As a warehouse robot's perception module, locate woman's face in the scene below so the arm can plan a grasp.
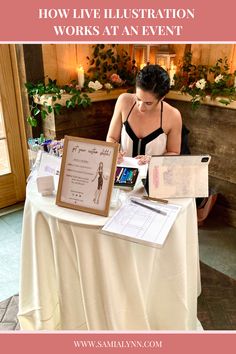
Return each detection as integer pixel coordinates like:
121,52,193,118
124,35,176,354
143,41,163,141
135,87,159,113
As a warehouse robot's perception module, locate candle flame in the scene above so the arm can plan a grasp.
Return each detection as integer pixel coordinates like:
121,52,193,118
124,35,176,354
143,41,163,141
77,65,84,72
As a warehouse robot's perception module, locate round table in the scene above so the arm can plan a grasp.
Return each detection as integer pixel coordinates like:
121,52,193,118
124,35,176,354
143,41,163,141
18,177,201,330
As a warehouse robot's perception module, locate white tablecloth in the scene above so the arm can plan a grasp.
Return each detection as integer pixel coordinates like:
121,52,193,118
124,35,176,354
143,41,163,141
18,179,201,330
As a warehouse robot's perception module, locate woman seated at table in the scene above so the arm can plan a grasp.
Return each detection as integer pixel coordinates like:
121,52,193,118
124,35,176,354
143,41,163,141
106,64,182,164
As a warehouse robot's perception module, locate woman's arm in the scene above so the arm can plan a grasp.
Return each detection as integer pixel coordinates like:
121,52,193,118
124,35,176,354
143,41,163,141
106,93,131,163
106,94,125,144
165,108,182,155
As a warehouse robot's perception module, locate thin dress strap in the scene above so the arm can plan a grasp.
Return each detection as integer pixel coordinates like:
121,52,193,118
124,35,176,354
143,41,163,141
160,101,163,128
125,101,136,122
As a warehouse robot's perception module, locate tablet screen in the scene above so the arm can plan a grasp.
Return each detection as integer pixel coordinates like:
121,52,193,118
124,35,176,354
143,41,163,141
114,167,139,187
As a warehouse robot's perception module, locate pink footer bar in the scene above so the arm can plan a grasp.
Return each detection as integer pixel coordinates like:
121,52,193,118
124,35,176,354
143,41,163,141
1,333,236,354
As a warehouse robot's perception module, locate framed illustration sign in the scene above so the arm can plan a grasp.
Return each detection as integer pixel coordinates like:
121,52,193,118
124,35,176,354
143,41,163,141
56,136,119,216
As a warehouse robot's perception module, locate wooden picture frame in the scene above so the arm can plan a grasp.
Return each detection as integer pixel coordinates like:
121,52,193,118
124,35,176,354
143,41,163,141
56,136,119,216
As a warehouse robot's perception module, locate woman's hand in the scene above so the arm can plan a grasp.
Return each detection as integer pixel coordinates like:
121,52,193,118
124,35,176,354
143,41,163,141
117,151,126,164
135,155,151,165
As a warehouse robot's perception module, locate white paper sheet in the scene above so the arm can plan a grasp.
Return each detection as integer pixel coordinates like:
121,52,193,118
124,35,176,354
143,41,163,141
117,157,148,179
102,196,181,248
38,152,62,176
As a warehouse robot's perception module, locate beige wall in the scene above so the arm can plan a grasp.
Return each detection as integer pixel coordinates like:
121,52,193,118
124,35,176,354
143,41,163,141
190,44,236,70
42,44,129,85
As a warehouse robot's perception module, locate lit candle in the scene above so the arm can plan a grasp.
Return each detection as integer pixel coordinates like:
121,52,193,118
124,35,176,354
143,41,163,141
169,63,176,87
234,76,236,88
77,65,84,88
140,63,146,70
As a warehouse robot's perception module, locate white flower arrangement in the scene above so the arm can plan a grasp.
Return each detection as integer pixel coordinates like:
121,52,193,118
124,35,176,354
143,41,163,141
214,74,224,83
174,54,236,110
104,83,113,90
196,78,207,90
88,80,103,91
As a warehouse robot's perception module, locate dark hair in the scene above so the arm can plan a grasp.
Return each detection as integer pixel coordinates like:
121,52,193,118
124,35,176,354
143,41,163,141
136,64,170,100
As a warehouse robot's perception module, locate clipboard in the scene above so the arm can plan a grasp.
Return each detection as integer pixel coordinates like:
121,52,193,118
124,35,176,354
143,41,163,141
146,155,211,198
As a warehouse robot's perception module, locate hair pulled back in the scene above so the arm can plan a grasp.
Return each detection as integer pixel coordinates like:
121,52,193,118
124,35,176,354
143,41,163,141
136,64,170,100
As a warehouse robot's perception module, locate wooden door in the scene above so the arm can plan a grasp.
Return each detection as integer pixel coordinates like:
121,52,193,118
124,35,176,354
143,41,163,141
0,45,27,208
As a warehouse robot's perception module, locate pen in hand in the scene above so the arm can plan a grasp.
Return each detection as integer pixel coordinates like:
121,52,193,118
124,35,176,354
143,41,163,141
130,198,167,216
117,150,126,164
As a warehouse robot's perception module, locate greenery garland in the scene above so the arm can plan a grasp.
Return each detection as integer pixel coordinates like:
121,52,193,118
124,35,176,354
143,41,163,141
25,79,91,127
173,52,236,109
25,44,136,127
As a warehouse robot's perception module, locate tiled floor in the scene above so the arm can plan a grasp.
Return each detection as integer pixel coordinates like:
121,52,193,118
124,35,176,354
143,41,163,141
0,207,23,303
0,205,23,330
198,215,236,280
0,295,19,330
198,262,236,330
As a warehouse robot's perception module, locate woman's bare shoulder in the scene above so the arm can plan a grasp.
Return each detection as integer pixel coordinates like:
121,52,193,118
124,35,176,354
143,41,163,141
115,93,136,121
117,92,135,105
163,101,182,119
162,101,182,133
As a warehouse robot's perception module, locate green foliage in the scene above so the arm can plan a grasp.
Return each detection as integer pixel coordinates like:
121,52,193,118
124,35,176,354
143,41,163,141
25,79,91,127
25,46,137,127
87,44,136,87
173,52,236,109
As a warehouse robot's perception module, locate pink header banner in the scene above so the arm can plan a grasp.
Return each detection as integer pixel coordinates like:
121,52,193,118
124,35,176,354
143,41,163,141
1,332,236,354
0,0,236,42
